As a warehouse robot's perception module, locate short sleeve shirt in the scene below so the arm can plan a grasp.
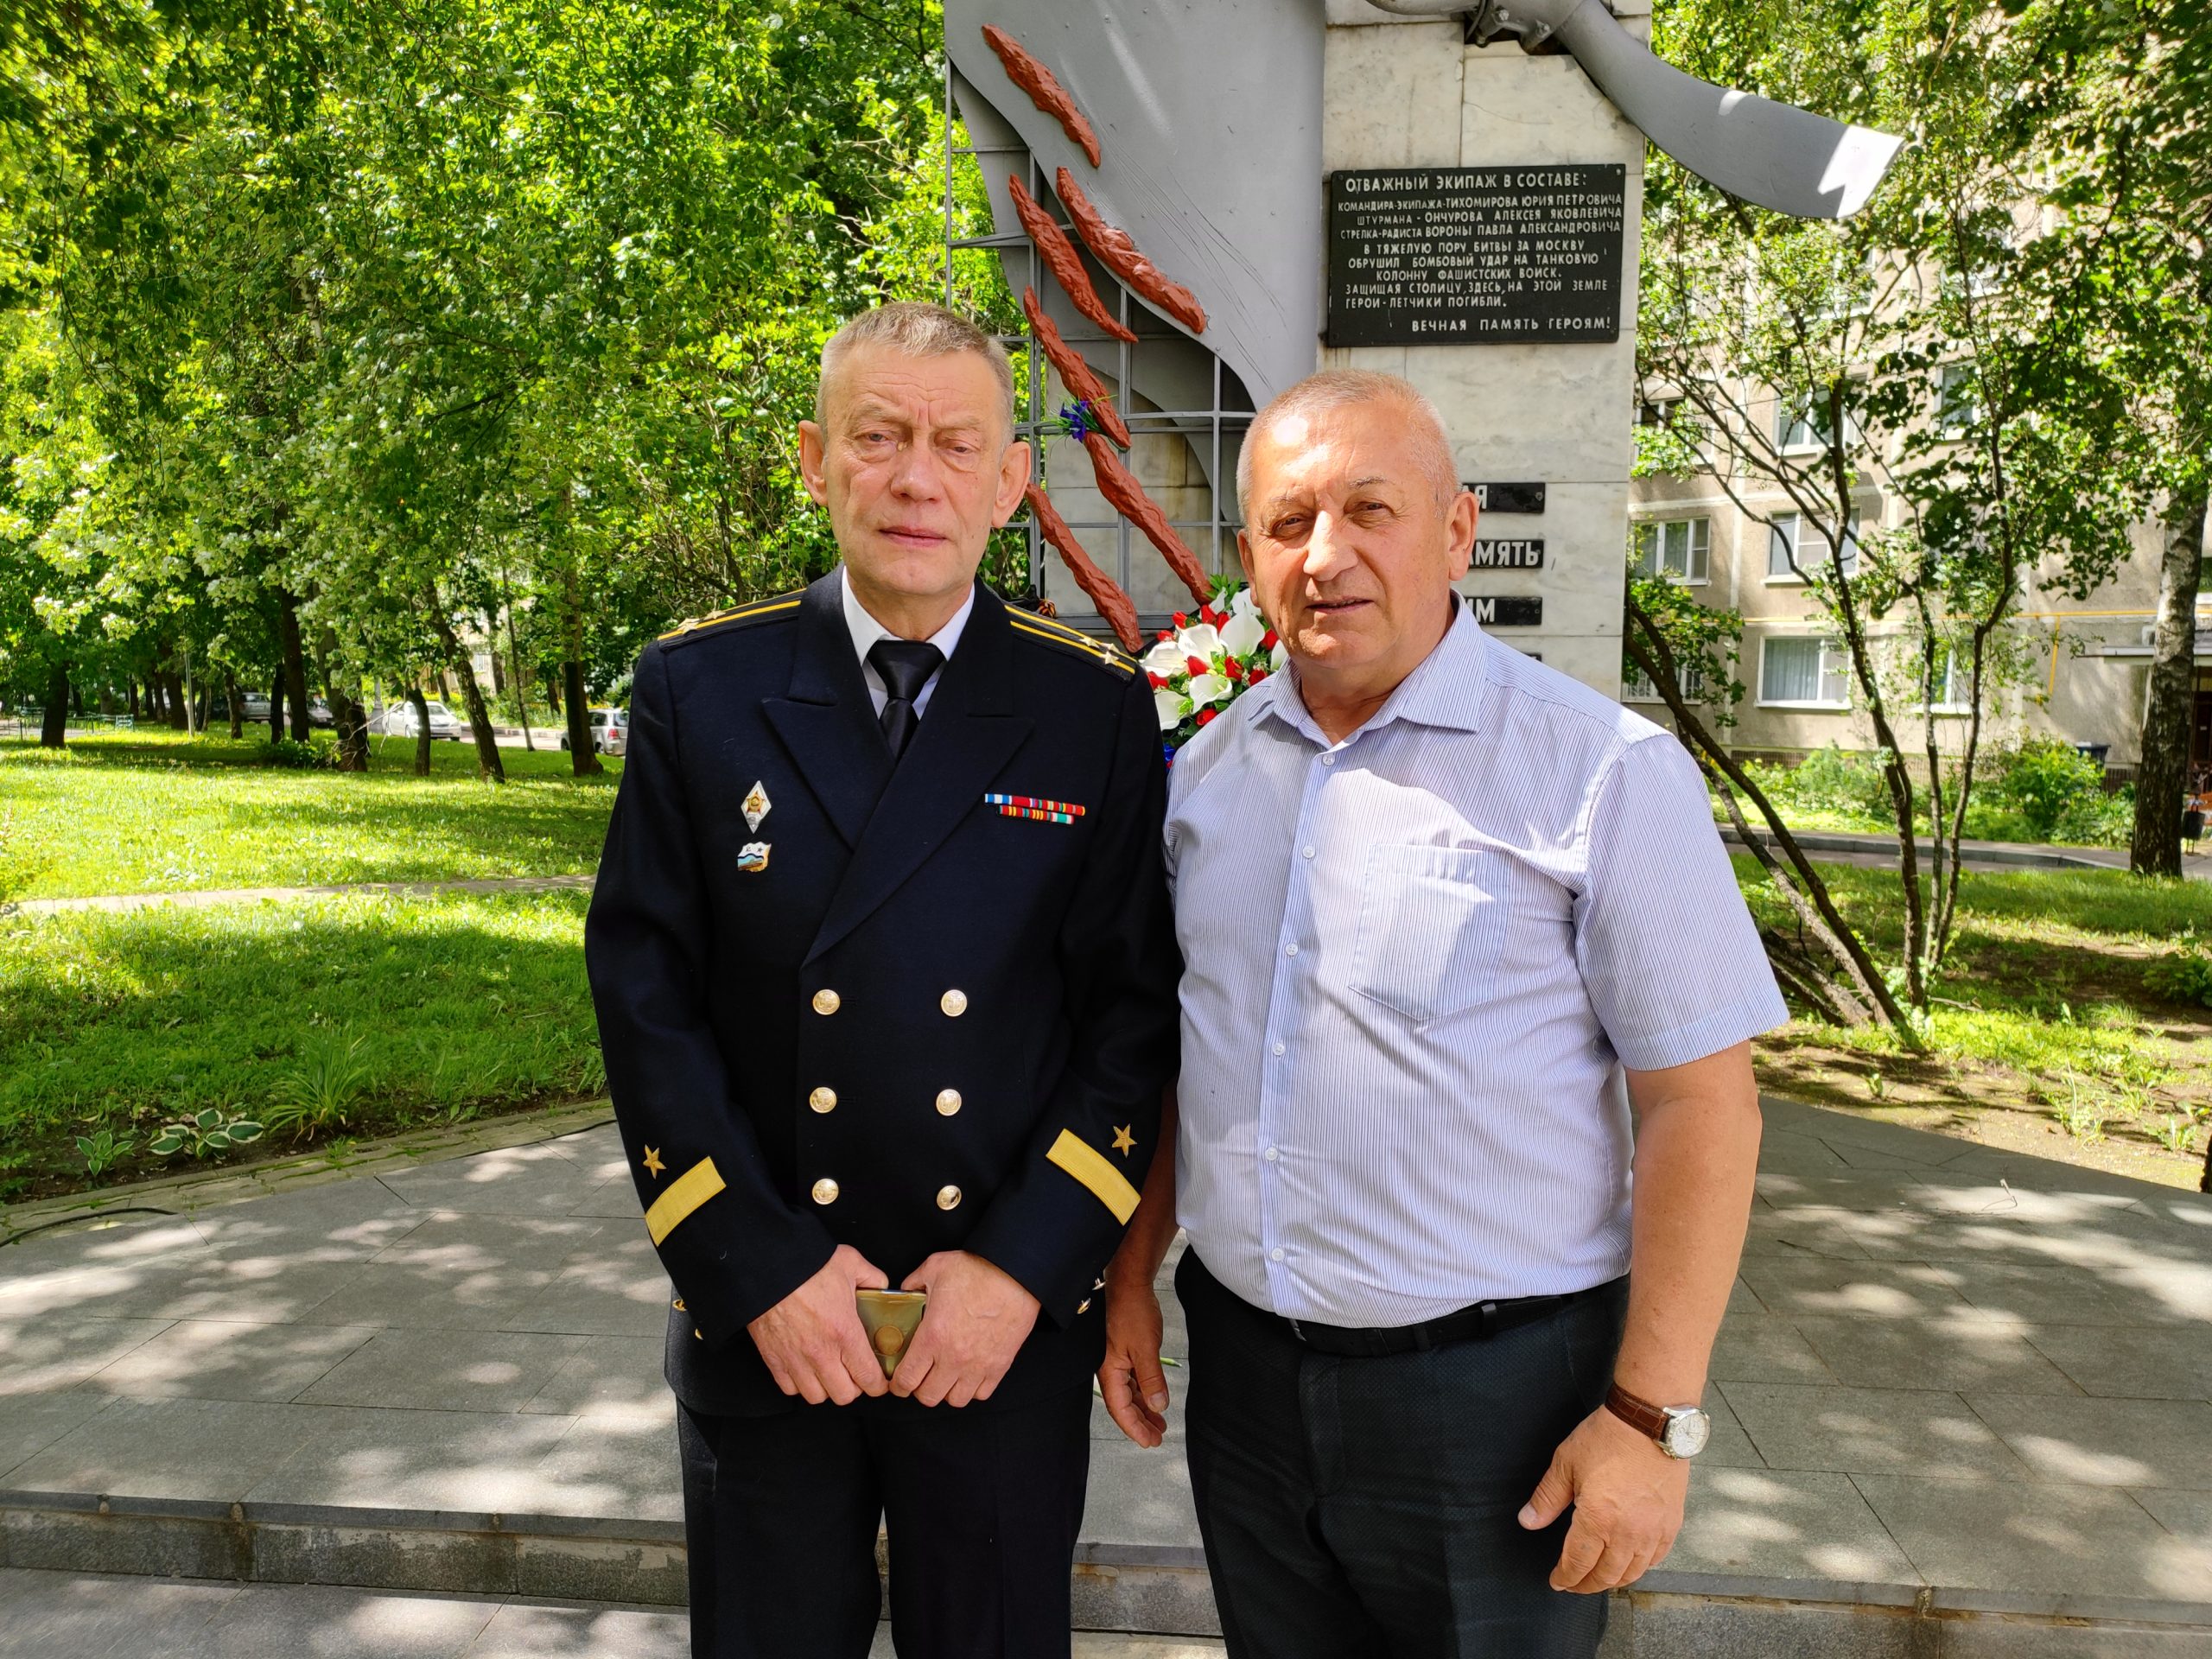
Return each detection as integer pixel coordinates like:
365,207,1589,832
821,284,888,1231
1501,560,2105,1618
1163,602,1787,1326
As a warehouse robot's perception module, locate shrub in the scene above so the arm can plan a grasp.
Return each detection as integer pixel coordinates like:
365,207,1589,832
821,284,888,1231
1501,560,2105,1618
1989,739,2106,841
2146,945,2212,1009
262,736,334,770
2051,782,2134,849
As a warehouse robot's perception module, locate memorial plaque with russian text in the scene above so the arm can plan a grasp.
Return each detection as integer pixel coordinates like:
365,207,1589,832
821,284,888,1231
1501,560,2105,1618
1468,481,1546,514
1327,167,1625,346
1471,538,1544,569
1470,595,1543,627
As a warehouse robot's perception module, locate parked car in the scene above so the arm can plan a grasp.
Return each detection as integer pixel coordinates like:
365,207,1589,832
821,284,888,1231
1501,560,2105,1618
307,697,335,729
372,700,464,741
560,707,628,757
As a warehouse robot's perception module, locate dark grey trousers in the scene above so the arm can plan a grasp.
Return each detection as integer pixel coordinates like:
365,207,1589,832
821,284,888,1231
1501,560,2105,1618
1178,1250,1630,1659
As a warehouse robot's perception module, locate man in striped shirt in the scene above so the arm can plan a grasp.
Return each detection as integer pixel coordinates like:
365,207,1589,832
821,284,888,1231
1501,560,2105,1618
1099,370,1786,1657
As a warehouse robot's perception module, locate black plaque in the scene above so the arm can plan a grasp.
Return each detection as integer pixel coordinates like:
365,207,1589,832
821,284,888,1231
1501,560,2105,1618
1470,595,1543,627
1467,480,1546,514
1471,538,1544,570
1326,166,1626,346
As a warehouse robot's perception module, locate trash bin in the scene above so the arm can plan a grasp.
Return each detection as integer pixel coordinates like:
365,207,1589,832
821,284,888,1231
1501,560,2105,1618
2074,743,2111,767
2184,810,2206,843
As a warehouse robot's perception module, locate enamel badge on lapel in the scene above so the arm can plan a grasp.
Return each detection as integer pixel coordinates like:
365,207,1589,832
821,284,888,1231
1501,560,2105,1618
736,842,771,874
741,781,772,832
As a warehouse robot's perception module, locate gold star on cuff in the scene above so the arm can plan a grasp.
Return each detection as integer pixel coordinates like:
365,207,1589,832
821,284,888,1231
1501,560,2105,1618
1111,1125,1136,1157
642,1147,666,1179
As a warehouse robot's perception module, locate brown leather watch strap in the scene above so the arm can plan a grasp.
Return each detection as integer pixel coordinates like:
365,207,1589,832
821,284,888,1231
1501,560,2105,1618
1604,1382,1670,1441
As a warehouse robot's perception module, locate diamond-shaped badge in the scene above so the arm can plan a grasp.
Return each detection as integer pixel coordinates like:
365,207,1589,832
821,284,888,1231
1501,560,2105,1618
741,780,771,832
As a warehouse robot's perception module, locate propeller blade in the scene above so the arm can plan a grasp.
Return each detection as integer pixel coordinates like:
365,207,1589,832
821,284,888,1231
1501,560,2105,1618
1361,0,1903,219
1548,0,1901,218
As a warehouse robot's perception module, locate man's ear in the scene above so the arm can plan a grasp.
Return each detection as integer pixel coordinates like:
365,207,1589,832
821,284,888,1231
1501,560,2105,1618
1443,489,1478,582
990,438,1033,527
1236,529,1258,587
798,420,830,507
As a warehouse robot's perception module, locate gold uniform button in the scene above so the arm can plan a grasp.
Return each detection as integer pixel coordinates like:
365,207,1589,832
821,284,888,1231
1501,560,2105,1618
936,1185,963,1211
812,1178,840,1205
811,989,841,1015
1077,1299,1092,1314
940,989,968,1017
809,1087,837,1114
935,1089,963,1117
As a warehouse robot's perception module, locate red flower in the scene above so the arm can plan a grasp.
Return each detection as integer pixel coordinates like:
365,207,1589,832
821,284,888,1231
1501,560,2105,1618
1261,629,1279,651
1248,668,1268,686
1172,612,1189,628
1196,707,1217,727
1157,629,1174,642
1185,655,1210,677
1224,658,1245,682
1199,605,1221,626
1147,671,1167,690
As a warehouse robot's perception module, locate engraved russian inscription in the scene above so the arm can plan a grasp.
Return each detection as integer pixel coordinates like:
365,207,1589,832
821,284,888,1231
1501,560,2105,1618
1327,167,1626,347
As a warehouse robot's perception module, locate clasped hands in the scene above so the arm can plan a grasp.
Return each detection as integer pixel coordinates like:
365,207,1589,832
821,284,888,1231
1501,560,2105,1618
747,1244,1039,1408
1097,1279,1687,1594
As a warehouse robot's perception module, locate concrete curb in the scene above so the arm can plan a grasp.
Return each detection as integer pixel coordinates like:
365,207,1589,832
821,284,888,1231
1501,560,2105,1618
1717,825,2115,872
7,1491,2209,1650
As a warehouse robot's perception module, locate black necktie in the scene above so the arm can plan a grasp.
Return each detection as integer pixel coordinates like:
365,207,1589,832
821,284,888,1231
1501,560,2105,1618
867,639,944,761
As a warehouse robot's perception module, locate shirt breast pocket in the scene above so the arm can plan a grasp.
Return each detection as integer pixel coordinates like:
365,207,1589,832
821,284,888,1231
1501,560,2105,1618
1348,844,1511,1025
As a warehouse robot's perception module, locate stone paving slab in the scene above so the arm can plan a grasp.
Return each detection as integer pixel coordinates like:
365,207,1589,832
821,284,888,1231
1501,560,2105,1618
1,1096,2208,1643
0,1571,1230,1658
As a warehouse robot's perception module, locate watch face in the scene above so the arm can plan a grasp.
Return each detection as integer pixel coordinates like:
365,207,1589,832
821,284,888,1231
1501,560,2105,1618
1662,1408,1712,1459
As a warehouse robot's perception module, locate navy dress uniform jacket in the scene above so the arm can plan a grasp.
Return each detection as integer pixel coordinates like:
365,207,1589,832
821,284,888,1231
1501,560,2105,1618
584,571,1182,1416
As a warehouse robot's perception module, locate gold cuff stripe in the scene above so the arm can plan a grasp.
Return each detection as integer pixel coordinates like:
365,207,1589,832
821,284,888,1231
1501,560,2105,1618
1007,617,1135,674
1046,1130,1141,1224
645,1157,728,1245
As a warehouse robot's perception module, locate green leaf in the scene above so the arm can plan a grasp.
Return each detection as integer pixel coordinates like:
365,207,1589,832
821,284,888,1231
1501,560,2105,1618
202,1130,231,1151
194,1108,222,1129
149,1134,184,1156
227,1122,264,1144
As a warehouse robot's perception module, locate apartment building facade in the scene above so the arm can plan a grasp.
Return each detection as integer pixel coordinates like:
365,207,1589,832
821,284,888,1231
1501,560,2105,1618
1624,391,2212,780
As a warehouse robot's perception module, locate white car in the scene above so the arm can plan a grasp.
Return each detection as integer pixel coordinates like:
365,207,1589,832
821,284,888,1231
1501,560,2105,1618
373,700,464,741
561,708,628,756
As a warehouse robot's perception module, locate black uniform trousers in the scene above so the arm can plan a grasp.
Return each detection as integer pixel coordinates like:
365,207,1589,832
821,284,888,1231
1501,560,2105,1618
678,1385,1094,1659
1177,1250,1630,1659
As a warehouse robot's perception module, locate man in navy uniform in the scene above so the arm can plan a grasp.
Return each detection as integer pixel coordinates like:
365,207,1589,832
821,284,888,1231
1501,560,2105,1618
585,302,1180,1659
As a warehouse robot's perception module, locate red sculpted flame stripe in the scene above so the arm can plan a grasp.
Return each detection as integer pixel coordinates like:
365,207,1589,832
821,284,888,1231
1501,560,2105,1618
1024,483,1144,653
981,25,1102,167
1008,176,1137,345
1020,287,1132,448
1082,432,1211,607
1055,168,1208,336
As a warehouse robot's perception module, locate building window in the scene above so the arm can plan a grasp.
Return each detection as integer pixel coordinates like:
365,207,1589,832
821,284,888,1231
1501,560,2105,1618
1638,397,1683,428
1632,517,1711,584
1769,512,1859,581
1936,365,1980,438
1622,660,1707,702
1919,645,1974,713
1758,636,1850,708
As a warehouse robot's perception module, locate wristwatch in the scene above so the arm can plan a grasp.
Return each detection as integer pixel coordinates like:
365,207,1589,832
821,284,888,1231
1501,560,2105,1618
1605,1382,1712,1459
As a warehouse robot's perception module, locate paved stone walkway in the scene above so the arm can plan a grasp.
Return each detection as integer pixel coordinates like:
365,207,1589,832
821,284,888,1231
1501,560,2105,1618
0,1569,1224,1658
2,1096,2208,1624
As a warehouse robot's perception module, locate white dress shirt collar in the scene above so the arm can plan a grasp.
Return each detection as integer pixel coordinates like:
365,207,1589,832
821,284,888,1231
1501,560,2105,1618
1260,594,1490,747
840,567,975,718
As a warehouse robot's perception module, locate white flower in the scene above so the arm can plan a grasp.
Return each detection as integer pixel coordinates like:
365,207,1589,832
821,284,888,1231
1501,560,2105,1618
1218,610,1265,658
1154,686,1186,730
1186,671,1232,706
1174,623,1223,660
1270,641,1289,671
1228,587,1262,620
1141,640,1185,679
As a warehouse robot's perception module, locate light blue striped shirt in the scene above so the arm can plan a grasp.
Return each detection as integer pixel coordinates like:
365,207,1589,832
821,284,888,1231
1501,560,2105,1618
1164,602,1787,1326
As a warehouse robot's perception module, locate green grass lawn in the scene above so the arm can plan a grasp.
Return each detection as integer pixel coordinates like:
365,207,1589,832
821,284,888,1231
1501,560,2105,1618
0,889,601,1203
1738,858,2212,1183
0,729,619,900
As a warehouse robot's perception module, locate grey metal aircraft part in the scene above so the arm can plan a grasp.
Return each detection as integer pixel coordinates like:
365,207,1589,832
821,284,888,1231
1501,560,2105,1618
1367,0,1904,218
943,0,1326,408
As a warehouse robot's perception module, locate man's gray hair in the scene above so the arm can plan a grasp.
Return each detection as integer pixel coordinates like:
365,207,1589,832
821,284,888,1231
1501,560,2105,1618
1236,369,1459,523
816,302,1016,435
